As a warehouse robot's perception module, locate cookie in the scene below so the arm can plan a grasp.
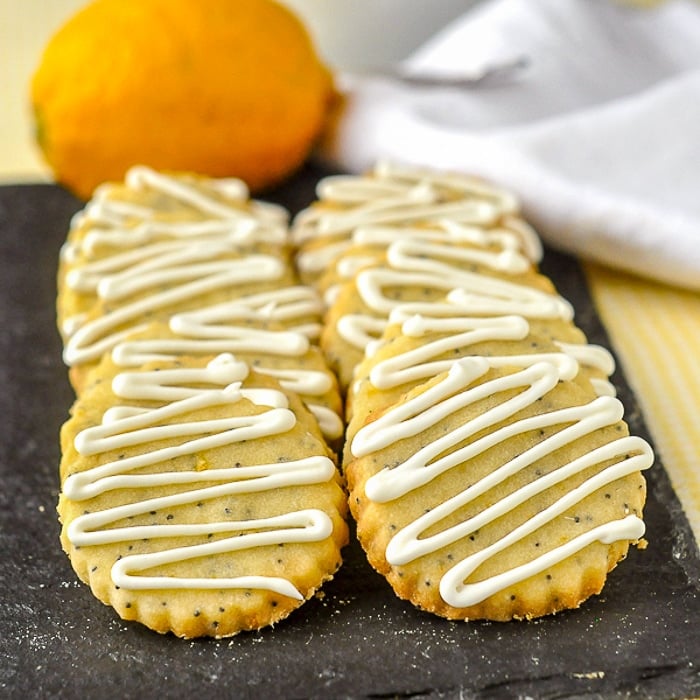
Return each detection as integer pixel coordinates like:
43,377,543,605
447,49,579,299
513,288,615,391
57,165,291,369
58,353,348,638
292,161,542,288
344,357,651,621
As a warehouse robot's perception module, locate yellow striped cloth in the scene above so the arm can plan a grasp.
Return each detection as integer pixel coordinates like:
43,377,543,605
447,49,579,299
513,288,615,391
584,263,700,543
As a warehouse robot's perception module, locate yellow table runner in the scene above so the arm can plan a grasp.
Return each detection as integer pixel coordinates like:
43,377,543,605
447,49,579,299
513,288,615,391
585,263,700,543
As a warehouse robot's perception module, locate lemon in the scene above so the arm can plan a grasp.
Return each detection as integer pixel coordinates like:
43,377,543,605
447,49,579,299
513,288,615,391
31,0,334,199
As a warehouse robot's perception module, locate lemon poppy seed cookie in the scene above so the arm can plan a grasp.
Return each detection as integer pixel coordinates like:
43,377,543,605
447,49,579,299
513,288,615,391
58,165,290,343
56,168,302,393
344,358,651,621
58,353,348,638
292,161,542,289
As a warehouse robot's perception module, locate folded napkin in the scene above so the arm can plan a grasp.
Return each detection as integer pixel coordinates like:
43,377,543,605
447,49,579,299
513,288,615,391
320,0,700,290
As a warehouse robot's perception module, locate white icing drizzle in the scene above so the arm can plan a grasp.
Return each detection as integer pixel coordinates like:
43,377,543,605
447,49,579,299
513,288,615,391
169,286,324,341
293,164,543,288
323,284,342,309
73,165,287,233
67,239,197,294
317,198,501,241
439,515,643,609
111,353,250,402
305,404,345,442
75,194,287,237
124,165,254,220
75,240,252,302
337,258,572,354
336,254,378,281
108,510,332,597
64,164,287,286
250,366,333,399
364,313,611,399
337,314,391,353
76,219,287,264
555,341,615,376
445,283,573,319
63,254,286,365
500,215,543,264
368,314,578,390
354,220,531,257
64,354,337,598
316,222,534,294
71,197,154,231
357,266,542,330
373,161,520,211
107,283,341,440
387,237,531,275
364,302,616,396
320,162,519,212
61,313,87,338
112,338,343,442
113,328,307,368
355,237,570,320
375,303,613,397
293,163,523,247
316,174,420,203
350,358,653,608
555,341,617,397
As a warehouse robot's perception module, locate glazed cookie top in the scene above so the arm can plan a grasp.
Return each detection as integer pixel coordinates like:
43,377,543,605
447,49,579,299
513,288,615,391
62,250,296,386
344,313,617,451
58,165,291,344
345,309,615,428
103,320,344,446
320,237,574,390
58,353,348,637
292,162,542,286
345,357,651,619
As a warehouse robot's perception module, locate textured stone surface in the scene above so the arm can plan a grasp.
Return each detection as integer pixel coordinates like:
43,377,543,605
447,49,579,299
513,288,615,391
1,168,698,699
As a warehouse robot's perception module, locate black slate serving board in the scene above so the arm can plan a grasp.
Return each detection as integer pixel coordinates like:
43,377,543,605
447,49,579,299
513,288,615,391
1,166,699,700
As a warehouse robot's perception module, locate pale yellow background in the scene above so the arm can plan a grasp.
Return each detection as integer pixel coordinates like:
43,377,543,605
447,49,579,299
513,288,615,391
2,1,699,545
1,0,86,181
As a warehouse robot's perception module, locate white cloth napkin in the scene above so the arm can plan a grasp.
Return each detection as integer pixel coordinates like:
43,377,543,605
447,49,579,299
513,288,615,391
320,0,700,290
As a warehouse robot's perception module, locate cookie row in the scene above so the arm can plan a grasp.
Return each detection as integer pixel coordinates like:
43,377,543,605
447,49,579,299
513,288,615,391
293,162,652,621
55,166,348,637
